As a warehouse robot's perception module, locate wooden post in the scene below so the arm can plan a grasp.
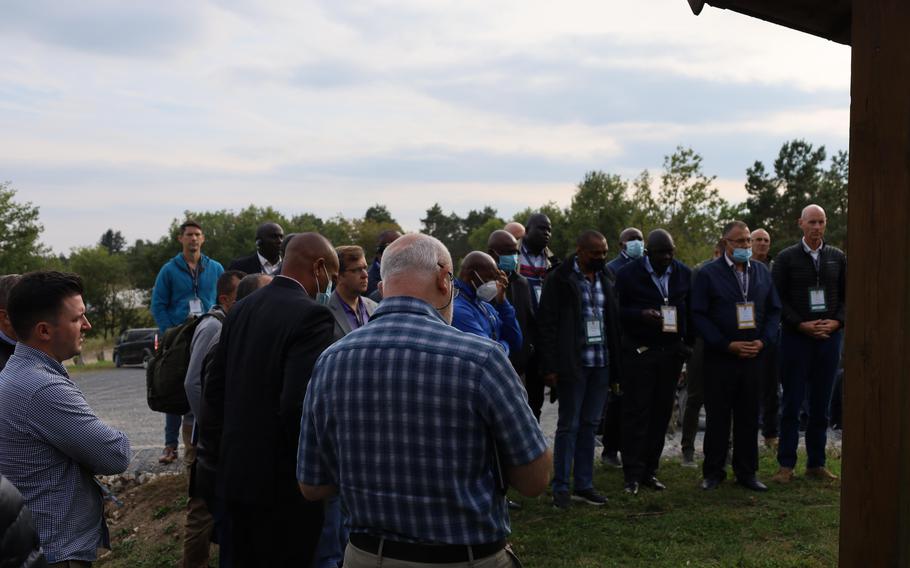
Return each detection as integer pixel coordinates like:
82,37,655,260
840,0,910,565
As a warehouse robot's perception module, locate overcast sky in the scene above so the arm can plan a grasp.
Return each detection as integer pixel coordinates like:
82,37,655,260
0,0,850,253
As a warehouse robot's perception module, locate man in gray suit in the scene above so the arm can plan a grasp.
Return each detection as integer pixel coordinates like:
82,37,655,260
328,246,378,342
317,245,378,568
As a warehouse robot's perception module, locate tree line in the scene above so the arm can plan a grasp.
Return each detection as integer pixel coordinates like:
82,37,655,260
0,139,848,339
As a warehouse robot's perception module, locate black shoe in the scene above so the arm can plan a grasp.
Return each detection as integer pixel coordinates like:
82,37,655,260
571,488,608,506
640,476,666,491
736,477,769,492
701,477,722,490
507,499,522,510
553,491,571,510
623,481,639,495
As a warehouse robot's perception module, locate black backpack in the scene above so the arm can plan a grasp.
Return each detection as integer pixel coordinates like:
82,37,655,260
146,311,224,414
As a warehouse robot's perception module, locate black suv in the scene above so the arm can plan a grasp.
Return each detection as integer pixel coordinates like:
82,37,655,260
113,328,158,368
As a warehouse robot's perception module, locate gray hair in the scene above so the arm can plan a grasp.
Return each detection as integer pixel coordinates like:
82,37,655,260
0,275,21,309
381,234,452,282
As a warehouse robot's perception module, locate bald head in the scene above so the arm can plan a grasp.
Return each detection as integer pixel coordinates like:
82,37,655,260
619,227,643,245
459,251,497,284
798,203,827,246
524,214,552,253
646,229,676,274
504,222,525,241
281,233,338,299
751,229,771,263
488,230,518,252
255,222,284,264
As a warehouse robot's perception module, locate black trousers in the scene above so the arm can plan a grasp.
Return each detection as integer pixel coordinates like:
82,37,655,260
620,348,684,483
228,491,324,568
600,390,623,457
702,352,762,481
760,341,780,439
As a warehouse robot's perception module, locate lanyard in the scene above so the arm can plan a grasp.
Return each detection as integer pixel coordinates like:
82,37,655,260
181,259,203,297
731,265,749,301
647,270,670,305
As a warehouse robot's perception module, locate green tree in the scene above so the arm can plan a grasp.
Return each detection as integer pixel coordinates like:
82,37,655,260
466,218,506,253
99,229,127,254
363,204,396,225
421,203,464,256
0,181,47,273
353,219,404,256
69,245,133,339
564,171,634,253
172,205,292,267
511,202,571,258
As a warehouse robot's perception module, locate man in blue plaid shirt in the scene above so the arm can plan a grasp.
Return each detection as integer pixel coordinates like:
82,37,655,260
298,234,551,568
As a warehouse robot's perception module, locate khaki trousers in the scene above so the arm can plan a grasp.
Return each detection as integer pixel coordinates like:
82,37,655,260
344,543,522,568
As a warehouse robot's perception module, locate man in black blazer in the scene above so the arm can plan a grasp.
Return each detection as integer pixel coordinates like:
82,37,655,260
537,230,622,508
228,222,284,275
614,229,694,495
204,232,337,567
0,275,20,372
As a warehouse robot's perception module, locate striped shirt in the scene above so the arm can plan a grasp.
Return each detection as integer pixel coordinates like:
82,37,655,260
297,296,547,545
0,343,131,563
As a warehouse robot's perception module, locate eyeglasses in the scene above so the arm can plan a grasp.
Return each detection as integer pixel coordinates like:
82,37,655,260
438,263,460,299
726,237,752,246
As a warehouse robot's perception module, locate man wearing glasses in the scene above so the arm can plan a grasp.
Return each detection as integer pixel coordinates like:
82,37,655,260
328,246,379,342
693,221,781,492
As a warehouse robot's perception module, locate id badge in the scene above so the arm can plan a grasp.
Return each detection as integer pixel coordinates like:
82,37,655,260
661,305,678,333
188,297,203,316
535,286,542,304
809,287,827,313
736,302,756,330
585,316,604,345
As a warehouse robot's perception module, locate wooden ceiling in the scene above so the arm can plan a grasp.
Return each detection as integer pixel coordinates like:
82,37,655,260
687,0,852,45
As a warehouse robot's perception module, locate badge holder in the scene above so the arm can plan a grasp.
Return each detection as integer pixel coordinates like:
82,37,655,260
585,316,605,345
736,302,756,330
661,305,678,333
188,297,203,316
809,287,828,313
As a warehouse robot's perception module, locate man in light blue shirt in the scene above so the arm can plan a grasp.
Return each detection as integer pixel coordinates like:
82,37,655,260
0,271,131,564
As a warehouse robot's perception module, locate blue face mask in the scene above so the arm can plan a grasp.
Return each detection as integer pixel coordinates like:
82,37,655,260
316,266,334,305
625,240,644,259
498,253,519,273
732,248,753,263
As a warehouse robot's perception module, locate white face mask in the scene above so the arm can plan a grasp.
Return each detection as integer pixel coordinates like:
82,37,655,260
475,280,498,302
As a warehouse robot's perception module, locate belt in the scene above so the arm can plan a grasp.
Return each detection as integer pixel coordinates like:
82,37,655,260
350,534,506,564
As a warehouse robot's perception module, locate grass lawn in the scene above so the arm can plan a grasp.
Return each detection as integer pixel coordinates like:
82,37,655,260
98,449,840,567
509,451,840,567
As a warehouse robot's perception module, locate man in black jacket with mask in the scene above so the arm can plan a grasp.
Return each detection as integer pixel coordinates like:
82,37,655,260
538,230,621,509
615,229,693,495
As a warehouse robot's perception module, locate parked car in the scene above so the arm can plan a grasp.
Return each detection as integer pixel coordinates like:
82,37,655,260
113,328,158,368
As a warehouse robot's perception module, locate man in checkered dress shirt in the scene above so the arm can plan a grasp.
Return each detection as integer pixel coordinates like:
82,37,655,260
0,272,131,565
298,234,551,567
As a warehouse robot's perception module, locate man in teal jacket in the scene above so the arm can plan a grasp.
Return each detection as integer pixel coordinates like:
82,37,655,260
151,220,224,464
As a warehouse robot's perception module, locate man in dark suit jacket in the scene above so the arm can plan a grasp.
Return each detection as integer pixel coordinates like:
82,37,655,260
228,222,284,275
204,233,337,567
537,230,622,508
614,229,694,494
0,275,20,372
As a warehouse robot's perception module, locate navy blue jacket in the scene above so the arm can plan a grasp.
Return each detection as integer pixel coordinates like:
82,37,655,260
607,253,635,280
692,256,782,353
614,258,693,348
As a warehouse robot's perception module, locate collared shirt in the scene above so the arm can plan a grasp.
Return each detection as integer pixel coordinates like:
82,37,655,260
573,259,607,368
0,344,131,563
256,252,280,275
0,329,14,346
801,237,823,267
298,296,547,545
643,256,673,302
724,252,751,299
339,296,370,330
518,244,554,309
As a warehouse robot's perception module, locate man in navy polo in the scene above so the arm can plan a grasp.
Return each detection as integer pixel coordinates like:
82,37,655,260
614,229,693,494
693,221,781,492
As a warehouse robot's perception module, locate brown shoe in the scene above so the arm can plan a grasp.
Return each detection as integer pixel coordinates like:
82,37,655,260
771,467,794,483
805,467,839,481
763,437,779,450
158,446,177,464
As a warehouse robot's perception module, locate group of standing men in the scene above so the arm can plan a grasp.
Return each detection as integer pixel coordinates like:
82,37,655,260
0,201,845,567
